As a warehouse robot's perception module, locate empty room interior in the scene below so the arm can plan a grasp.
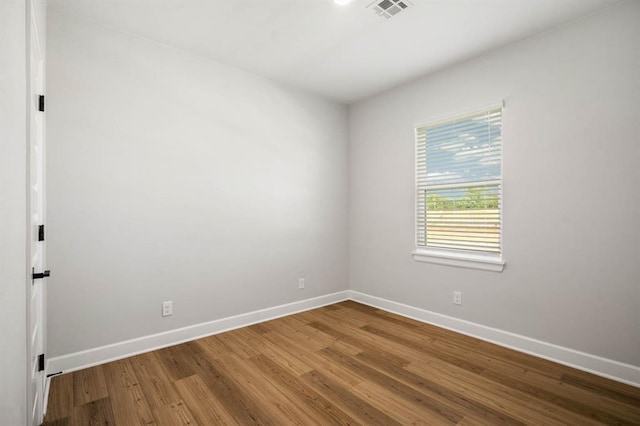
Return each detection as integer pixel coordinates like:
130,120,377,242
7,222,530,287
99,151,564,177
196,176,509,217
2,0,640,424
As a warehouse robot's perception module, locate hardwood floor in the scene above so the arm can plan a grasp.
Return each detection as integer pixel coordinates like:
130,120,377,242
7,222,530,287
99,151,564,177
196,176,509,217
43,301,640,425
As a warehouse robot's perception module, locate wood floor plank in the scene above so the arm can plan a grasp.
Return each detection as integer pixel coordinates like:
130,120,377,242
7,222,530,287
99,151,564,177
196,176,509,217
276,314,312,330
355,350,525,425
456,415,498,426
215,329,262,360
315,306,371,329
596,397,640,424
323,303,341,311
250,353,362,425
43,301,640,425
364,320,640,423
296,323,340,348
194,335,230,360
406,358,606,425
265,318,328,352
307,320,411,367
319,345,465,424
212,352,319,424
561,372,640,406
328,337,364,356
481,368,639,425
101,358,155,426
260,329,320,365
188,351,270,424
127,352,183,413
351,379,454,426
265,320,364,386
368,306,428,329
246,322,269,335
302,368,403,426
361,324,487,374
127,352,200,425
337,300,379,315
296,348,367,387
153,342,201,382
402,321,571,380
72,365,108,406
239,328,315,377
70,397,116,426
45,373,74,422
361,318,633,422
173,374,237,425
149,400,197,426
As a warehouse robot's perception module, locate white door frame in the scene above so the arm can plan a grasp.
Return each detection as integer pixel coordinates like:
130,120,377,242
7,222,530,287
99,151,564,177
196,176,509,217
26,0,47,424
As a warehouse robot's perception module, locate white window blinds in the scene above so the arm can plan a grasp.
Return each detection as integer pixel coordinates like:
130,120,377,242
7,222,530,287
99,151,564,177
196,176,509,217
416,107,503,255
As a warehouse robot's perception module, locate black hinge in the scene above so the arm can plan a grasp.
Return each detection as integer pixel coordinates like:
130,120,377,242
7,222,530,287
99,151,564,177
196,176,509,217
32,270,50,280
38,224,45,241
38,95,45,112
38,354,45,372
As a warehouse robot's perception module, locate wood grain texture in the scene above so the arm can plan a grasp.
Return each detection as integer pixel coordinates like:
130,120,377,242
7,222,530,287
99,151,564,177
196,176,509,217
44,301,640,425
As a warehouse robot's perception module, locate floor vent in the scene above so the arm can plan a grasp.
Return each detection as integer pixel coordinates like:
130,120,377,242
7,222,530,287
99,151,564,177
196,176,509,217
367,0,413,19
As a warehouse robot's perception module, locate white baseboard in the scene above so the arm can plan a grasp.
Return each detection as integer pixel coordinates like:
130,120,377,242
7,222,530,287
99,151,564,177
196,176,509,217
348,290,640,388
46,290,349,376
45,288,640,390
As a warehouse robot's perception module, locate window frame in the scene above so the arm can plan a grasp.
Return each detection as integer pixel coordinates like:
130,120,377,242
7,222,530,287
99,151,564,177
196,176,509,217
412,103,506,272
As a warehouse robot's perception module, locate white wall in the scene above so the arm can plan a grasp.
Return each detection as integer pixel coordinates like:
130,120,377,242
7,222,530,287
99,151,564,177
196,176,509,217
46,10,349,358
350,1,640,367
0,0,28,423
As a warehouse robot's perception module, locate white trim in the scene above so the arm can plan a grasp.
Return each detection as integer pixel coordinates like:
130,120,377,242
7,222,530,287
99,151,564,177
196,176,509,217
413,101,504,129
45,289,640,389
414,104,505,261
412,248,505,272
46,291,349,375
348,290,640,388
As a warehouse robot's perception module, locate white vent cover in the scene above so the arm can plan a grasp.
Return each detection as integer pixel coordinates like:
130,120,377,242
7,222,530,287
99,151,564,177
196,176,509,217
367,0,413,19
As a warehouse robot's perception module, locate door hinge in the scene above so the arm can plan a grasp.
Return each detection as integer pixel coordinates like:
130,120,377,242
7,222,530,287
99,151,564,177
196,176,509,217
32,270,50,280
38,354,45,372
38,95,45,112
38,224,45,241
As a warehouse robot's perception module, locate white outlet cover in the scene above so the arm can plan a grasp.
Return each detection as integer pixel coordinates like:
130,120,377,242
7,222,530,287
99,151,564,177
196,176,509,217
162,300,173,316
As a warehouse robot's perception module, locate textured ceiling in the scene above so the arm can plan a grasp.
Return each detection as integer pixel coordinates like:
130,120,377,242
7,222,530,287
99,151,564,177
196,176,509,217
48,0,619,103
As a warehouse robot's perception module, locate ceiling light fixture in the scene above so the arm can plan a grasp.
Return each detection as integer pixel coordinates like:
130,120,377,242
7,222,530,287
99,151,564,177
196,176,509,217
333,0,353,5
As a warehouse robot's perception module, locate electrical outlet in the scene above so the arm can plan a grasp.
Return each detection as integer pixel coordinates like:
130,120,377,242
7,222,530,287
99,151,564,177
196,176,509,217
453,291,462,305
162,300,173,317
298,278,305,289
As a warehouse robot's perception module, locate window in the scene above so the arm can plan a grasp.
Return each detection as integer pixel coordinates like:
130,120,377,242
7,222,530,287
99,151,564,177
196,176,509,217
413,106,505,271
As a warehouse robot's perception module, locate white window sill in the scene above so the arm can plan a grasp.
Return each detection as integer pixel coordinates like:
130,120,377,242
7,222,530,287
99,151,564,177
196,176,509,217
412,248,505,272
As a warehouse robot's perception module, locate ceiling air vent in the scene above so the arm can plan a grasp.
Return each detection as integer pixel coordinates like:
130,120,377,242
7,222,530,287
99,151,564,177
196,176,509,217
367,0,413,19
